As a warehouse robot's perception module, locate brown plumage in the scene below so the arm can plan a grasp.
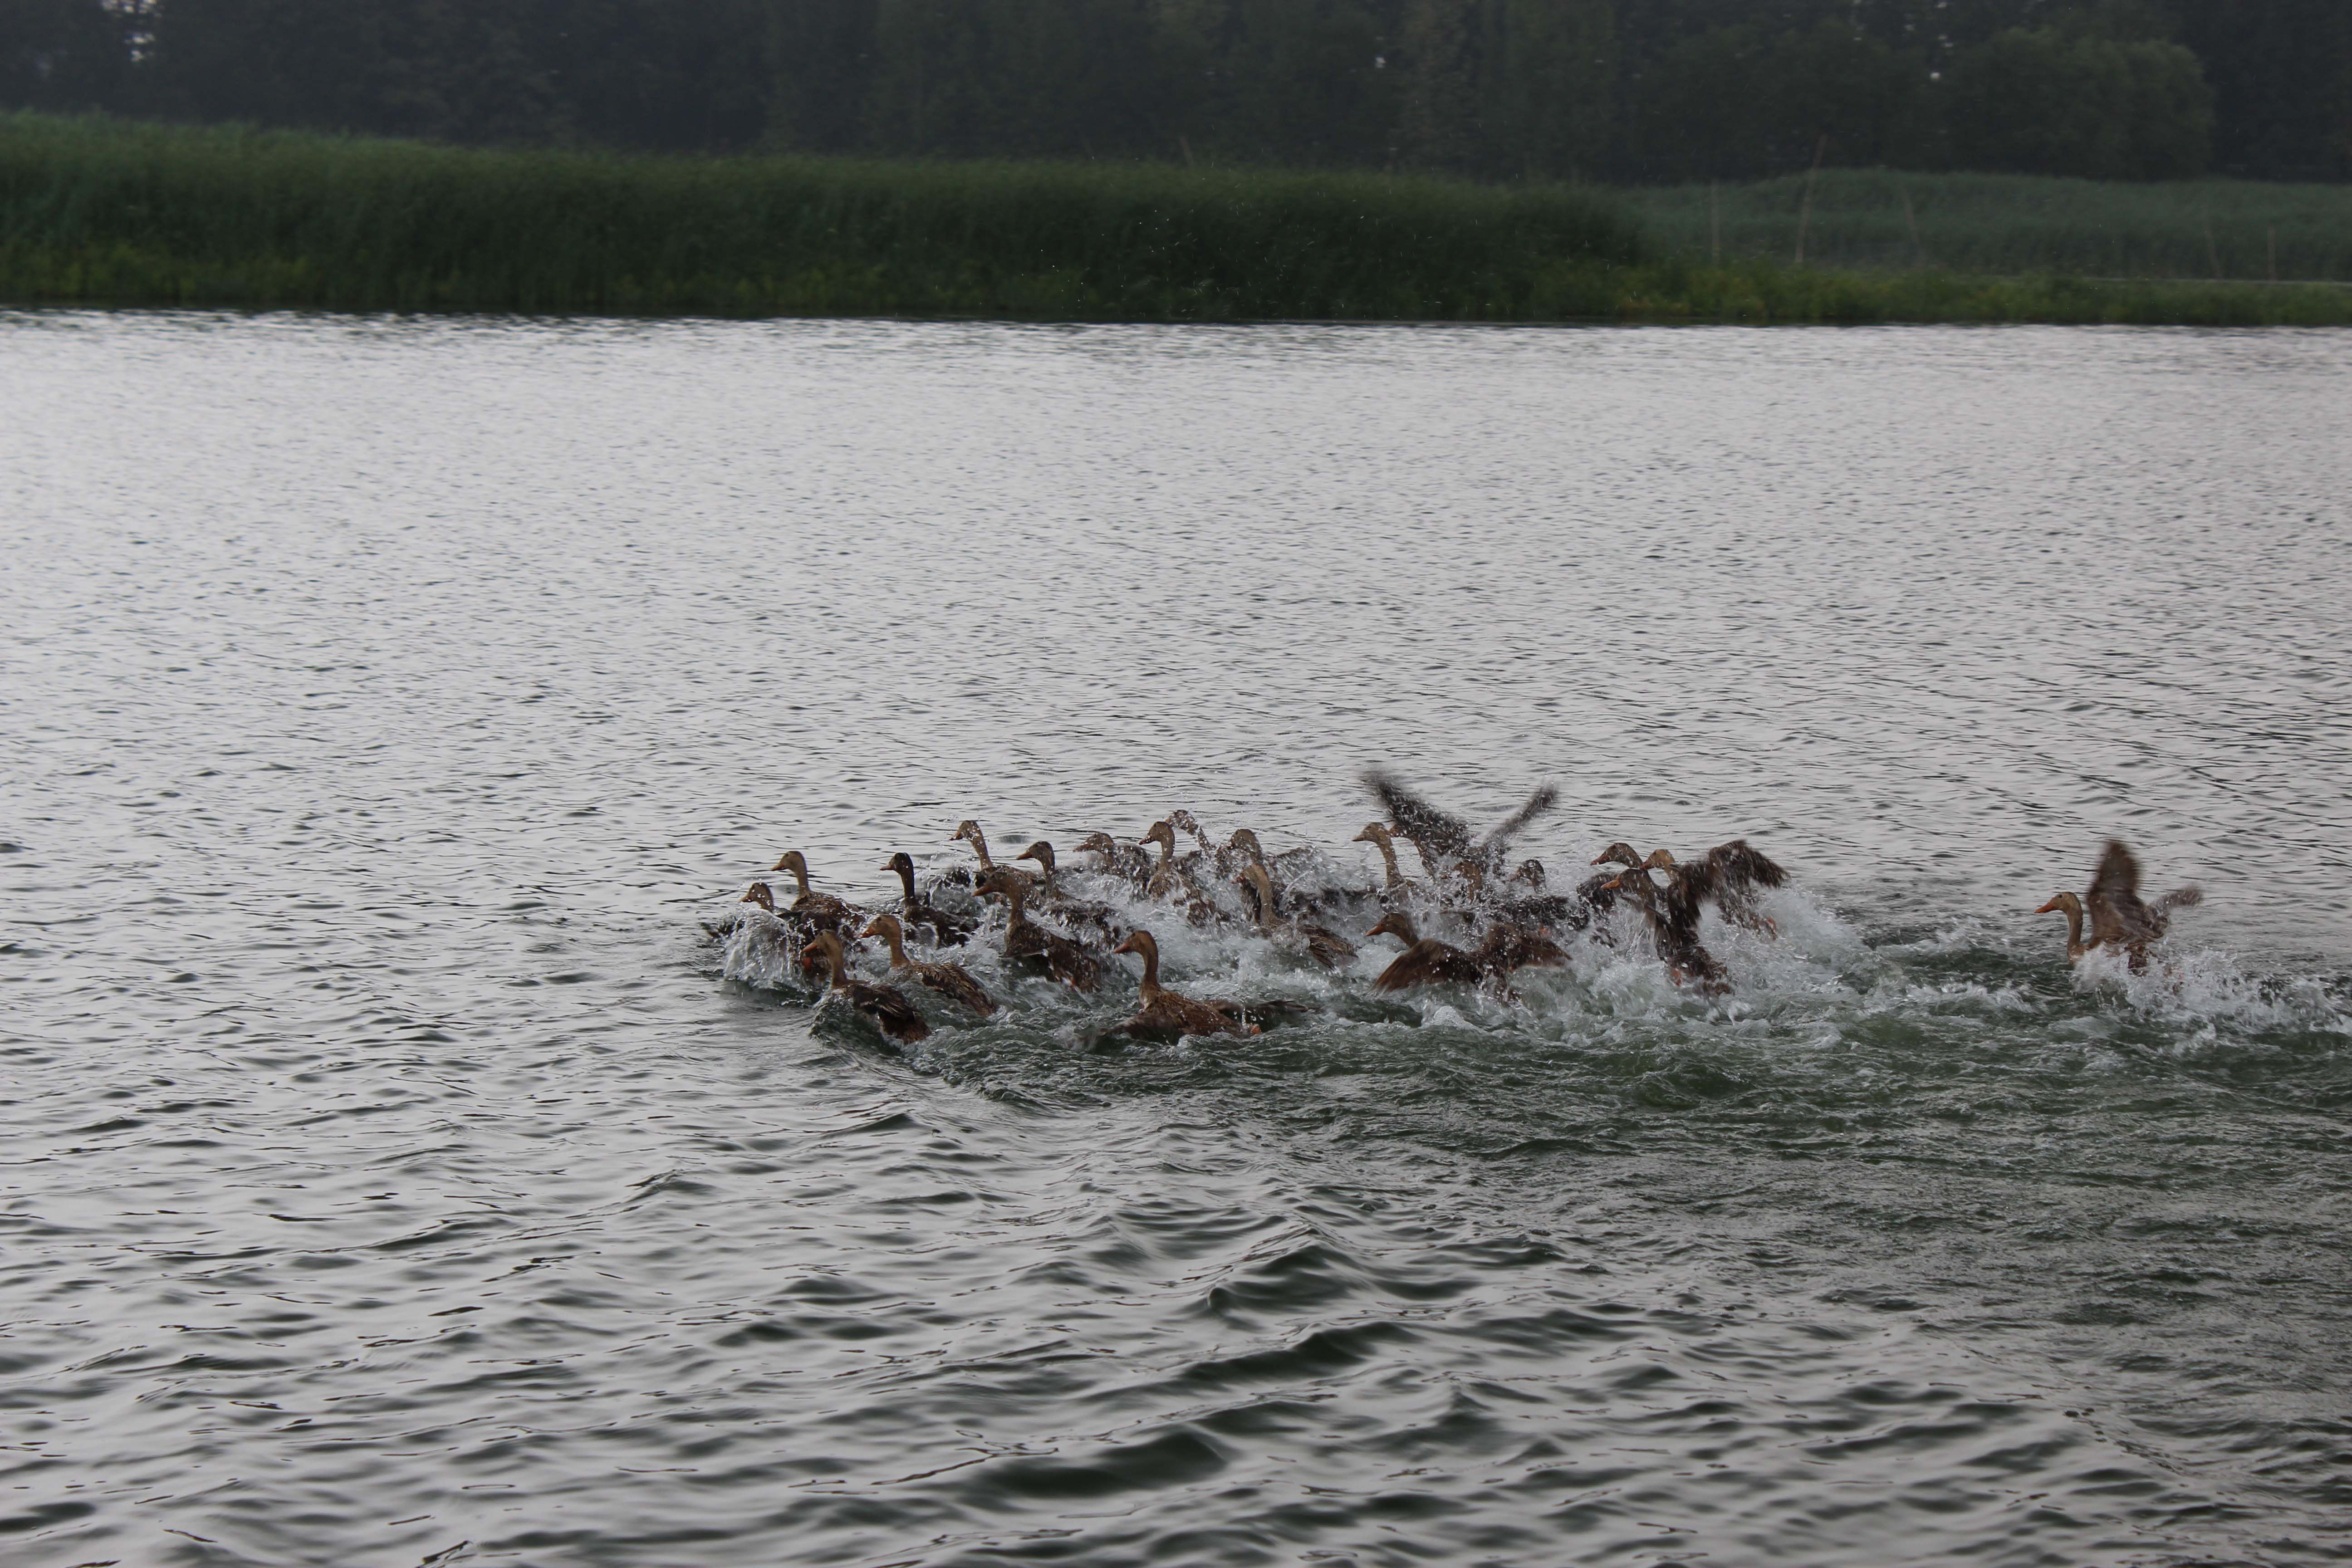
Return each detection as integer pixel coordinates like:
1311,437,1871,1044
769,850,863,937
1167,810,1217,859
1361,769,1559,878
1689,840,1789,933
1473,921,1569,979
1489,858,1595,932
1111,929,1259,1039
802,930,931,1045
1013,840,1132,942
2036,891,2095,963
1364,911,1485,991
1236,863,1357,969
1076,830,1152,888
1601,858,1730,994
950,819,1032,893
861,914,996,1016
1353,822,1411,890
1590,841,1786,934
881,851,978,946
1139,820,1203,903
2039,839,2200,971
978,868,1100,992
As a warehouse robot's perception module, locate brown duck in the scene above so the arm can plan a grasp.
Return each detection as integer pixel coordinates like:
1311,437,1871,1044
1364,911,1485,991
1236,863,1357,970
764,853,863,938
881,851,978,946
978,868,1100,992
1362,769,1560,879
951,820,1031,893
1013,840,1132,942
801,930,931,1045
1077,830,1152,889
1600,856,1730,994
1689,840,1789,933
1110,929,1259,1039
1139,820,1205,903
2038,839,2200,971
860,914,996,1016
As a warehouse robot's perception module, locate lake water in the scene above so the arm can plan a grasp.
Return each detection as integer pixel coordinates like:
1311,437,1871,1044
2,311,2347,1567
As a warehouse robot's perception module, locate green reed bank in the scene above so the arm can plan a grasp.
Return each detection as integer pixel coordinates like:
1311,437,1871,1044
4,115,2348,326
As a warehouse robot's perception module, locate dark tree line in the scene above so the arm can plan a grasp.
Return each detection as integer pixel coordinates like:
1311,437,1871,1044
5,0,2347,181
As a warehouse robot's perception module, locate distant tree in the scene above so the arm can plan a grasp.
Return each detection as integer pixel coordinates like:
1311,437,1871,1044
136,0,564,144
1196,0,1398,168
1944,26,2211,178
2176,0,2352,177
1396,0,1476,171
549,0,772,152
0,0,129,111
769,0,880,153
1627,18,1924,182
1478,0,1614,181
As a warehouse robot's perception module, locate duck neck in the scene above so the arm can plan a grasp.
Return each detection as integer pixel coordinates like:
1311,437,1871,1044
788,861,814,899
1245,872,1277,932
892,861,917,901
965,829,993,869
821,938,850,989
1134,940,1162,995
2058,897,2086,957
879,925,910,967
1375,839,1403,888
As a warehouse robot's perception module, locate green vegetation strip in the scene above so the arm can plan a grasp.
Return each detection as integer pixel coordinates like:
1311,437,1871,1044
5,115,2348,326
1632,168,2352,282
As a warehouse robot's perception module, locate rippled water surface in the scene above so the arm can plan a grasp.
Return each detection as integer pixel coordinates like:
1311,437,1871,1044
4,312,2349,1567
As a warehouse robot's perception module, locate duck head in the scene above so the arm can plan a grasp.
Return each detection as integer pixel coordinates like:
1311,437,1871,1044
1592,842,1643,868
1015,840,1057,875
740,882,777,911
1140,820,1177,855
1366,910,1420,945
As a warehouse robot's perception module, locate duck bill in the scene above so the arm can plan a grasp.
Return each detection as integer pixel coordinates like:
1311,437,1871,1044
2034,897,2063,914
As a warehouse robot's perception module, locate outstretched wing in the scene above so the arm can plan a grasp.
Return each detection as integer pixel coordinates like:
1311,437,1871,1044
2085,839,2146,945
1705,839,1788,891
2089,839,2143,908
1474,784,1561,860
1363,770,1472,861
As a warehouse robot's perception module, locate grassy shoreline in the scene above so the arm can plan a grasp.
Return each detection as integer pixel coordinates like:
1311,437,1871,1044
5,114,2349,326
1630,169,2352,283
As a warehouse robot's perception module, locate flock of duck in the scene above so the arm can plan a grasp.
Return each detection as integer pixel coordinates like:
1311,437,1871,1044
711,770,2201,1048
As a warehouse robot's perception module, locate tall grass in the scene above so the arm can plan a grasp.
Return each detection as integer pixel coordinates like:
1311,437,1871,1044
0,112,1643,319
1633,169,2352,282
5,114,2349,324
